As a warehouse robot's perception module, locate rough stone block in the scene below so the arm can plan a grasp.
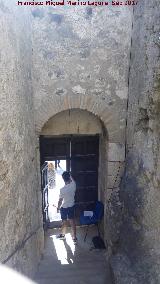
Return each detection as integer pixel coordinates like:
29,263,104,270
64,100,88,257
108,143,125,162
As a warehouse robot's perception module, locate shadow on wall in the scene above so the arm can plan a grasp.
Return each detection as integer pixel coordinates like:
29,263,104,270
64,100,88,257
109,149,160,283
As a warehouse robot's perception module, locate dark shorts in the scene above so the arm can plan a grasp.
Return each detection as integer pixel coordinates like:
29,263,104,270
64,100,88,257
60,206,75,220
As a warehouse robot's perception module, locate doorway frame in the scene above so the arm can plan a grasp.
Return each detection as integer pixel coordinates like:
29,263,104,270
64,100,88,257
39,133,107,231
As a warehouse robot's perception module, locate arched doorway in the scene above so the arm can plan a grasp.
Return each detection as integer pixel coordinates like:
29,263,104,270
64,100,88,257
39,109,108,234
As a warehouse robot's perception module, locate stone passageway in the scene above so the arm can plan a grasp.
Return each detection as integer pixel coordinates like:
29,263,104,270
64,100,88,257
1,1,160,283
34,227,111,284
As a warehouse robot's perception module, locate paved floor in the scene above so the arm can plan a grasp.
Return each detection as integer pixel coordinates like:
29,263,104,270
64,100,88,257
34,226,112,284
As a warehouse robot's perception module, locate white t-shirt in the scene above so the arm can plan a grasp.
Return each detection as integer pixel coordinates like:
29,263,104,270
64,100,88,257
59,180,76,208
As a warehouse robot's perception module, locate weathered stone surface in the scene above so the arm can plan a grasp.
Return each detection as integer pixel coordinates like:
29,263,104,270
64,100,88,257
108,143,125,162
32,6,132,256
110,254,139,284
32,5,133,144
0,0,160,282
109,1,160,283
41,109,103,135
0,0,43,277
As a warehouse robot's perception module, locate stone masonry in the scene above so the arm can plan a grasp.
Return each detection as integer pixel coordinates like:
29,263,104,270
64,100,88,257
109,1,160,283
0,0,44,277
0,0,160,282
32,4,133,247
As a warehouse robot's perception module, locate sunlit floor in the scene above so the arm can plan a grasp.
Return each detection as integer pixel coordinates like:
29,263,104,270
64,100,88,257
34,226,112,284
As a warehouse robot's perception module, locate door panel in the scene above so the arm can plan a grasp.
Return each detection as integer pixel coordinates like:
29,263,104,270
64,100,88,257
40,135,99,226
40,136,70,165
71,136,99,210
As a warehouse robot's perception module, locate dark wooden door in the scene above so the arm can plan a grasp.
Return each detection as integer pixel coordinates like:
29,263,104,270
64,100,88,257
40,135,99,226
71,136,99,211
40,136,70,168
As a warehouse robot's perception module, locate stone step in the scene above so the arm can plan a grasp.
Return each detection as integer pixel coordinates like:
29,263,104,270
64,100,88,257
35,273,107,284
34,229,111,284
38,261,106,270
42,250,106,261
36,264,107,277
40,253,106,263
38,257,106,265
37,256,106,271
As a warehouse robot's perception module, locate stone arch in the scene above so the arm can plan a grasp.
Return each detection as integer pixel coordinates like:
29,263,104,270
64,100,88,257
41,108,108,207
35,95,125,144
37,104,126,243
40,109,108,237
36,94,126,196
41,108,108,137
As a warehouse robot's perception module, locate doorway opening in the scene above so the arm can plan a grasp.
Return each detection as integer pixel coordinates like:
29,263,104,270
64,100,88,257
40,135,99,228
47,160,67,223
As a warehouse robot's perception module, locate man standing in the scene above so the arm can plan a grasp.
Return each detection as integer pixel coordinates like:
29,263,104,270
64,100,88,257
56,171,77,243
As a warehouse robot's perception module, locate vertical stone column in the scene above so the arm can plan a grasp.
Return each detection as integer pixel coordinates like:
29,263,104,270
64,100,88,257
104,143,125,250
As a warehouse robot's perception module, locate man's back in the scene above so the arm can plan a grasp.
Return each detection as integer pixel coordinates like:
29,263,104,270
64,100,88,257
60,180,76,208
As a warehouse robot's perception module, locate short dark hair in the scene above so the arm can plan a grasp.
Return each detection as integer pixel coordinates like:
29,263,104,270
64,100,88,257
62,171,70,182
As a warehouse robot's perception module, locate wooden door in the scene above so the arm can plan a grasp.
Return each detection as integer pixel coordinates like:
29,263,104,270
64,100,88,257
40,136,70,168
71,136,99,211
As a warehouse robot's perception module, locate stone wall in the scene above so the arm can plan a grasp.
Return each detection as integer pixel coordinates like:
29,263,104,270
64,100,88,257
32,5,133,246
110,1,160,283
32,4,133,145
2,1,159,282
0,0,43,276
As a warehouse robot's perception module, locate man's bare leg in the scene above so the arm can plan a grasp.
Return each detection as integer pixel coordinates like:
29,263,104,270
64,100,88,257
69,219,76,240
61,220,68,236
